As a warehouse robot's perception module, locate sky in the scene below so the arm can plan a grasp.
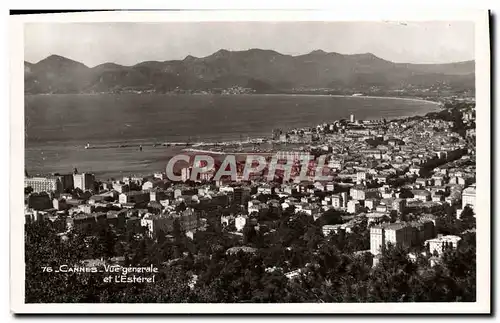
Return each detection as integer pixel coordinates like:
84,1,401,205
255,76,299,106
24,21,475,67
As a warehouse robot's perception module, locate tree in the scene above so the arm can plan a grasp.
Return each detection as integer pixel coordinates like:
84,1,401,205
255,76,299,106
99,226,117,260
157,229,167,244
459,206,475,231
302,226,323,250
243,223,257,245
368,244,418,302
172,219,182,243
176,202,187,212
131,239,148,265
318,209,343,226
389,210,398,222
398,188,414,199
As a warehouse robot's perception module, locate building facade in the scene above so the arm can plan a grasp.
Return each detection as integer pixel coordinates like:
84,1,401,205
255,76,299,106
141,208,199,238
425,235,462,256
119,191,150,204
25,177,61,193
370,221,436,255
73,173,95,191
233,187,251,206
462,185,476,212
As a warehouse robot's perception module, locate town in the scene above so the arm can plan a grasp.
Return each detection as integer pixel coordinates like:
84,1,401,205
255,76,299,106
24,100,477,303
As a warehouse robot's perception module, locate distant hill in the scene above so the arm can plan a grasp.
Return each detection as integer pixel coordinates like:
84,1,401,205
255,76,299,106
399,60,475,75
25,55,92,94
24,61,34,74
24,49,475,94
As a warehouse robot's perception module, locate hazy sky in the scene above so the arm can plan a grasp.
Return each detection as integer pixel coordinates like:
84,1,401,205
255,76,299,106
24,21,475,67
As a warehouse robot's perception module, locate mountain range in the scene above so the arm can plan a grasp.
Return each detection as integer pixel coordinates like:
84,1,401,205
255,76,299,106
24,49,475,94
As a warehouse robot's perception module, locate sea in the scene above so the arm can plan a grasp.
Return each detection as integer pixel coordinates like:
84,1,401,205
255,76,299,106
25,94,440,180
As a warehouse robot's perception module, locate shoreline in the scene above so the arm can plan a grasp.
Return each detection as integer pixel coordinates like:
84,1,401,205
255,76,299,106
259,93,442,106
25,92,442,106
179,96,441,156
182,149,248,155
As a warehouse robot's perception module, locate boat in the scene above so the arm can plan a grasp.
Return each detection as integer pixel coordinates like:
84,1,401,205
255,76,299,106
85,143,90,149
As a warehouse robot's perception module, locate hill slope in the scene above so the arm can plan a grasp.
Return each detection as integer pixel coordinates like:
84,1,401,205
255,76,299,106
24,49,475,94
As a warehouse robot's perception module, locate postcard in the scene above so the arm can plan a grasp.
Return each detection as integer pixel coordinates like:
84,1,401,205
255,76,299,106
10,9,491,314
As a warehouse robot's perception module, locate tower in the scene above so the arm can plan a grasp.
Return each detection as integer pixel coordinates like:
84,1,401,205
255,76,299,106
340,191,348,208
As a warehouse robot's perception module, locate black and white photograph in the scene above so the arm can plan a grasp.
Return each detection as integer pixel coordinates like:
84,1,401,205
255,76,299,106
10,9,491,314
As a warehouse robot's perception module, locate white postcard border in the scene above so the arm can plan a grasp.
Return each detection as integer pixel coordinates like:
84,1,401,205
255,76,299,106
10,9,490,314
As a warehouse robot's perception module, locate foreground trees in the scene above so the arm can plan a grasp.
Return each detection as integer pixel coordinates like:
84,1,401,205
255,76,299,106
25,219,476,303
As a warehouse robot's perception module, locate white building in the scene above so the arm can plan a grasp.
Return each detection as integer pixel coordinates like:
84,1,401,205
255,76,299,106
113,182,129,193
235,214,248,232
370,223,412,256
462,185,476,212
331,194,343,208
154,172,166,180
347,200,360,214
73,173,95,191
248,201,269,216
142,180,160,191
221,214,235,227
356,172,366,183
425,235,462,256
181,167,191,182
365,198,379,210
25,177,61,193
350,187,366,200
322,224,353,236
